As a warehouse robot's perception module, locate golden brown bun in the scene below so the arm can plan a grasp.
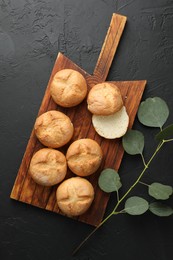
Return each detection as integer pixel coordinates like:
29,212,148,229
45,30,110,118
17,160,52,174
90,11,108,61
34,110,74,148
29,148,67,186
66,138,103,176
87,82,123,115
50,69,87,107
92,106,129,139
56,177,94,216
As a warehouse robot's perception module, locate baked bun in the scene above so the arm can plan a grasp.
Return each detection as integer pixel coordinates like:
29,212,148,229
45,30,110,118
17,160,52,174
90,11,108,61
56,177,94,216
29,148,67,186
50,69,87,107
34,110,74,148
66,138,103,176
92,106,129,139
87,82,123,115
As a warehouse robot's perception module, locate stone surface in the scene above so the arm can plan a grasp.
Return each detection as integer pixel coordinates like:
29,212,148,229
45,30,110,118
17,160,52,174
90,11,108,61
0,0,173,259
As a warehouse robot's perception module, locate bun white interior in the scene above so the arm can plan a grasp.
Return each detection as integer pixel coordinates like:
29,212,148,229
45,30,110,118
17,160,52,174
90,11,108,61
92,106,129,139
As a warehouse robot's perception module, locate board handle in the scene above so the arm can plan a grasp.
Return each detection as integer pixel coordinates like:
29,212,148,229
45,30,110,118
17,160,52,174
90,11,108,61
93,13,127,82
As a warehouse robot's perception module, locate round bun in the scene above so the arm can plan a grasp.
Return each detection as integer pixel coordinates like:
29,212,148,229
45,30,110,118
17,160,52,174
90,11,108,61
50,69,87,107
34,110,74,148
56,177,94,216
92,106,129,139
29,148,67,186
87,82,123,115
66,138,103,176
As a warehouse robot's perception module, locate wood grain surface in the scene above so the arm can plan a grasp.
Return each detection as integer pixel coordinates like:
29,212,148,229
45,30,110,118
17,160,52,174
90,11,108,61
10,13,146,226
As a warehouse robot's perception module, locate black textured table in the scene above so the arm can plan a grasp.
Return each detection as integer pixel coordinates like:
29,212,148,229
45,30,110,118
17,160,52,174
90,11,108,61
0,1,173,259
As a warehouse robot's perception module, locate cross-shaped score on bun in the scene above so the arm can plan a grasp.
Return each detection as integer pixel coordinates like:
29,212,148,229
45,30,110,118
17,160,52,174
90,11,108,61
50,69,87,107
56,177,94,216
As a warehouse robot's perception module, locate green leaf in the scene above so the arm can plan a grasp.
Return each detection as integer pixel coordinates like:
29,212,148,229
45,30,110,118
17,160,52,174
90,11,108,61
137,97,169,128
149,202,173,217
149,183,173,200
124,196,149,215
98,168,122,193
122,130,144,155
155,124,173,141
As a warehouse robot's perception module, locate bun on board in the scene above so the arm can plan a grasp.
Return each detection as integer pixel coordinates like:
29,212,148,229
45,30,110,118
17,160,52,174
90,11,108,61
34,110,74,148
87,82,123,115
50,69,87,107
66,138,103,176
56,177,94,216
29,148,67,186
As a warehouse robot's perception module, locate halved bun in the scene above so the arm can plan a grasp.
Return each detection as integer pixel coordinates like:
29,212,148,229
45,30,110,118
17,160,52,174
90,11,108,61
87,82,123,115
92,106,129,139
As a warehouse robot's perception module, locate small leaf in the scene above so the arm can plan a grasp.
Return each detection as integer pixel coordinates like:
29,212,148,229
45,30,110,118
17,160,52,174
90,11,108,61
98,168,122,193
149,202,173,217
155,124,173,141
124,196,149,215
149,183,173,200
122,130,144,155
137,97,169,128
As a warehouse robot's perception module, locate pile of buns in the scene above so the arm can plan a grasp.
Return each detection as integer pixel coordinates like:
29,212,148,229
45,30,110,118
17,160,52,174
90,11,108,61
29,69,129,217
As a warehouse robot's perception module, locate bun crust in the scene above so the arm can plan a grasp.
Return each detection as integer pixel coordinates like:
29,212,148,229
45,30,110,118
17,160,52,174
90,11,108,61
92,106,129,139
34,110,74,148
66,138,103,176
50,69,87,107
87,82,123,115
29,148,67,186
56,177,94,216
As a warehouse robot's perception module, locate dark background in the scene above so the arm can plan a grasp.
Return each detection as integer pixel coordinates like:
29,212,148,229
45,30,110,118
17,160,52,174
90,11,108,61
1,0,173,259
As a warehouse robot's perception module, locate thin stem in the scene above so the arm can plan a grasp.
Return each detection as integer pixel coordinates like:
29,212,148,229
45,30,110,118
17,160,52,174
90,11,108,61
114,209,126,214
141,153,147,167
139,181,149,187
164,138,173,142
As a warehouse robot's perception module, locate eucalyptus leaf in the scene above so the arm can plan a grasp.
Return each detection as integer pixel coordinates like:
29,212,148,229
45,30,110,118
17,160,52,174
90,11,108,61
124,196,149,215
149,183,173,200
149,202,173,217
122,130,144,155
137,97,169,128
155,124,173,141
98,168,122,193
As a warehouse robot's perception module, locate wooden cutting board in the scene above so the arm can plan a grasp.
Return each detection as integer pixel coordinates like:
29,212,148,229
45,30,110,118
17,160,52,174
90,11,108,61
10,13,146,227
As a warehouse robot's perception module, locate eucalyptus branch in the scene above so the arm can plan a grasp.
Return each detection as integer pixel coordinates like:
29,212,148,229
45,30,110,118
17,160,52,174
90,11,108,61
113,140,165,212
72,138,173,255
